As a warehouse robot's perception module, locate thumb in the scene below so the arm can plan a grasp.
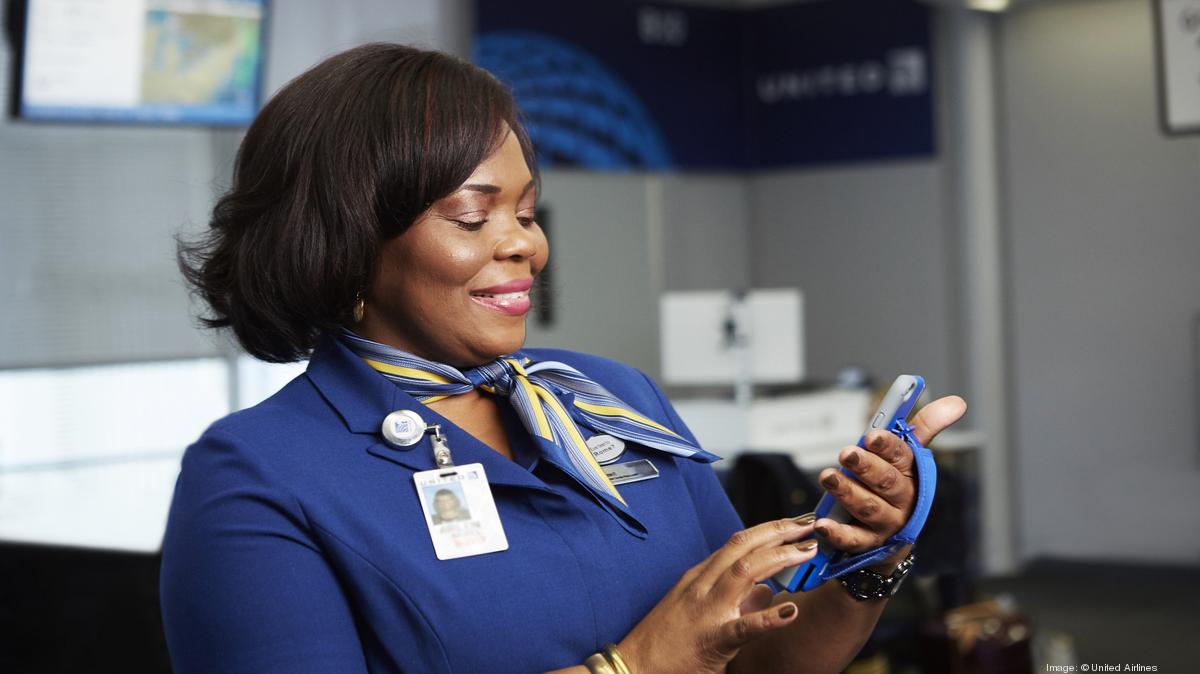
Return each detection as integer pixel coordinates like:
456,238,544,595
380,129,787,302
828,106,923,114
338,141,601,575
909,395,967,446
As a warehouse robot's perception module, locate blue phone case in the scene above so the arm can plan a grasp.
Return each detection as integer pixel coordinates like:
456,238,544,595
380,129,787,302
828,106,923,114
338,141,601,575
773,375,926,593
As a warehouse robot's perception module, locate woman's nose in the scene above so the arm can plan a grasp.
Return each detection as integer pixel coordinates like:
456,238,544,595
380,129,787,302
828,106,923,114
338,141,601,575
493,217,538,260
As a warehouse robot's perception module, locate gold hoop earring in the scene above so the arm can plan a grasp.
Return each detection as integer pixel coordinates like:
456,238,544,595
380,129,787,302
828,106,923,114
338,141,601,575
352,294,365,323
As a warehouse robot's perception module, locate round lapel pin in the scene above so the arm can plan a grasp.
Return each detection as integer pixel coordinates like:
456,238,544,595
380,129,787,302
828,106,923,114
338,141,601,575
381,409,428,448
585,434,626,465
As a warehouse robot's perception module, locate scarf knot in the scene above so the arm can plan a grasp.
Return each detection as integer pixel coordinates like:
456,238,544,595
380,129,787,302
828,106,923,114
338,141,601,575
465,358,523,395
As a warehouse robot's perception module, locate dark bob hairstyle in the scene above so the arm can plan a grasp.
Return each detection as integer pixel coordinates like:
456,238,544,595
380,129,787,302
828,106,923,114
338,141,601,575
179,43,537,363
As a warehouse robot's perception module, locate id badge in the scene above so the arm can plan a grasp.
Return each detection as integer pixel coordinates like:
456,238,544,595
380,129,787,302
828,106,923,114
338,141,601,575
413,463,508,560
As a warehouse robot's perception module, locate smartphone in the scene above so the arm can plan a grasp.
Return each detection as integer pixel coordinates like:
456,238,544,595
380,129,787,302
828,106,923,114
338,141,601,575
772,374,925,593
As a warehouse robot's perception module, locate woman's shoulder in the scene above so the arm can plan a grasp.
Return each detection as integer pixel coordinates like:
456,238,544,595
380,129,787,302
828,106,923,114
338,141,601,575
207,372,318,433
182,371,343,474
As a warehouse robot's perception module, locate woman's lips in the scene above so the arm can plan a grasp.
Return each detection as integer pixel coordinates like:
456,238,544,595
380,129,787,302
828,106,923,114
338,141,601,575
473,278,533,294
470,279,533,316
469,291,531,316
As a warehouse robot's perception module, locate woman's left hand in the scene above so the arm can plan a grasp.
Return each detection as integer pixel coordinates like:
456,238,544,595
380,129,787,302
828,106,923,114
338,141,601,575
814,395,967,551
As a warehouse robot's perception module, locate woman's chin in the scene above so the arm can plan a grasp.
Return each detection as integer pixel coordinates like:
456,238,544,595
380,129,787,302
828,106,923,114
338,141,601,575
458,330,527,366
491,330,527,358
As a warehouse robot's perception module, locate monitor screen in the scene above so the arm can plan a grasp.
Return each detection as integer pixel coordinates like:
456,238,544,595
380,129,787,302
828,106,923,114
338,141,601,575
10,0,267,126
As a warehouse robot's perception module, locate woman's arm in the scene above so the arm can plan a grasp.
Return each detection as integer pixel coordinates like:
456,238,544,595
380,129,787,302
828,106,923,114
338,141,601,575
160,429,371,674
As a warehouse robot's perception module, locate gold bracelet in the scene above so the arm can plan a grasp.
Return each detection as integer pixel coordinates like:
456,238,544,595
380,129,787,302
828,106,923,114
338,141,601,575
584,652,617,674
602,643,633,674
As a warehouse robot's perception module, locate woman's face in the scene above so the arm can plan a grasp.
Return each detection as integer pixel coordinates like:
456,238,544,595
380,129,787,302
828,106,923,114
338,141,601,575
360,129,548,366
434,492,460,519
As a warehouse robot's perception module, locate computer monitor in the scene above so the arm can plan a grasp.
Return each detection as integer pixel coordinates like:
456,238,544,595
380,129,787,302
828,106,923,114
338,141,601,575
7,0,268,126
660,289,805,386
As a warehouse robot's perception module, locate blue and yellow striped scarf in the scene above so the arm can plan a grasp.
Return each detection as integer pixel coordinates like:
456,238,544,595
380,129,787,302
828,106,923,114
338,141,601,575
341,330,717,521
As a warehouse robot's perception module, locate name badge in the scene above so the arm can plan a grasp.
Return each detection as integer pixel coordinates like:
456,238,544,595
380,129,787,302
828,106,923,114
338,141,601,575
603,458,659,486
413,463,508,560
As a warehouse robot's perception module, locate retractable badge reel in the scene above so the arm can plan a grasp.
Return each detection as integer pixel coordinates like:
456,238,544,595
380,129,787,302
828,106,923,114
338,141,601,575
381,410,508,560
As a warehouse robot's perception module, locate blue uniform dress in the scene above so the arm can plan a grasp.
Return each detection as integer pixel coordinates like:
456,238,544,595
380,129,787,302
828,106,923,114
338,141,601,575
159,336,745,674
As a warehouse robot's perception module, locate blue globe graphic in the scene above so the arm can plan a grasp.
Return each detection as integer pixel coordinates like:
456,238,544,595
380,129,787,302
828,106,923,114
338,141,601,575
474,31,673,170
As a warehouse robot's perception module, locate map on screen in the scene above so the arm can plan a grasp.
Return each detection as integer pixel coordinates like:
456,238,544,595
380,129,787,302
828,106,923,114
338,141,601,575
17,0,266,125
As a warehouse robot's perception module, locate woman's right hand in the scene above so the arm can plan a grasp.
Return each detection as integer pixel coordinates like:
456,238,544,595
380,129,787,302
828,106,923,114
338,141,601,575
614,517,818,674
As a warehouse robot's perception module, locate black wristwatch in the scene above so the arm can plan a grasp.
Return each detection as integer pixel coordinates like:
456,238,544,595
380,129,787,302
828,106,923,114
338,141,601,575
838,551,916,601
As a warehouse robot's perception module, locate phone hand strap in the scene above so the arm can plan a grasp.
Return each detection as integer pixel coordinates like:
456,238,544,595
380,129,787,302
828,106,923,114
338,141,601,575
819,418,937,580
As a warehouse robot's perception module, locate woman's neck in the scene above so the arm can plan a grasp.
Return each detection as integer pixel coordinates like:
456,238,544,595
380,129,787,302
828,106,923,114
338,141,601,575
426,389,515,461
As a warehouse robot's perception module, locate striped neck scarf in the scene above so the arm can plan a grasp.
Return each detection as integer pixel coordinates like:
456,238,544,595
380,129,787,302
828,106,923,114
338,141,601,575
341,330,717,523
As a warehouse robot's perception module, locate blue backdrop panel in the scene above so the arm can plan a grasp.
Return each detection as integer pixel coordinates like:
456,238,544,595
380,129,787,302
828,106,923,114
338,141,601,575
474,0,933,171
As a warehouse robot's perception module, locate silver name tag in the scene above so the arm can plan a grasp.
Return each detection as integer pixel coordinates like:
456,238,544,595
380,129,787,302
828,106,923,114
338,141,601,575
603,459,659,486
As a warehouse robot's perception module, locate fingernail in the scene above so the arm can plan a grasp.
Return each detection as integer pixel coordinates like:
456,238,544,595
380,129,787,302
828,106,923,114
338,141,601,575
792,513,815,527
778,603,797,619
870,434,886,451
843,451,860,467
814,525,830,537
796,539,818,553
821,474,839,490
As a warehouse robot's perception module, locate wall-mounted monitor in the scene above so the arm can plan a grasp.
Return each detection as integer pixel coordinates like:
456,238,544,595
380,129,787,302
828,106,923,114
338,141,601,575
6,0,267,126
1155,0,1200,134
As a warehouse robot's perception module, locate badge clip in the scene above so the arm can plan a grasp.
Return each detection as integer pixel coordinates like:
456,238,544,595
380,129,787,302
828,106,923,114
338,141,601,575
427,425,454,468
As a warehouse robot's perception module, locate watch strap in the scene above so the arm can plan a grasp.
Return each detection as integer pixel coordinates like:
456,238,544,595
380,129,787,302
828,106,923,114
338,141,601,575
839,550,916,601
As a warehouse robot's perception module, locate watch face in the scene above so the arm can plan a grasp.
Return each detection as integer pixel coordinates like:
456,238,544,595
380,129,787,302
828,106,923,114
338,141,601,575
856,574,885,595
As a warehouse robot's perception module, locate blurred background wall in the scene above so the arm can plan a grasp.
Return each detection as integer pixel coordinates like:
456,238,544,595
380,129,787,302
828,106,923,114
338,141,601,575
1000,0,1200,563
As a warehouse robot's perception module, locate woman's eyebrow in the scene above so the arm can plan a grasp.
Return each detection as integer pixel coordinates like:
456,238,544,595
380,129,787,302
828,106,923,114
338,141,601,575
458,180,536,196
460,183,501,194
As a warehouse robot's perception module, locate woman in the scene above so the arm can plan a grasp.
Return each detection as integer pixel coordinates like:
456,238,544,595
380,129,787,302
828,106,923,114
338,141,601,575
430,489,470,525
163,43,966,673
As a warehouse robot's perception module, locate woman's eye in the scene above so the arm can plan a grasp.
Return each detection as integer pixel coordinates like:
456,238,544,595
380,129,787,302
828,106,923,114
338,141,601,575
517,216,537,227
452,219,487,231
